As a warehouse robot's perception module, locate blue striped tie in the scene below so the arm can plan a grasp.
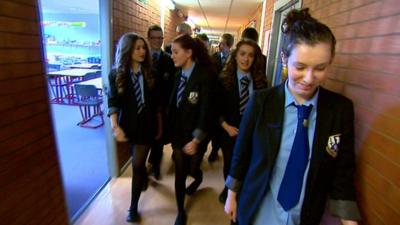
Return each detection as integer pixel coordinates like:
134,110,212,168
133,72,144,114
176,73,187,107
239,76,250,114
278,104,313,211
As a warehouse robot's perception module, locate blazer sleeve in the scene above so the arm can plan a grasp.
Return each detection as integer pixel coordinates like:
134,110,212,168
107,69,120,116
328,98,361,220
226,90,263,192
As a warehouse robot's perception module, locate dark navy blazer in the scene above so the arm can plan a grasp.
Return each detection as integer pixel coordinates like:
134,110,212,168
227,84,360,225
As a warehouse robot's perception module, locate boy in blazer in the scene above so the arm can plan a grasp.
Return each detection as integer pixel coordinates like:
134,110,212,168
146,25,176,179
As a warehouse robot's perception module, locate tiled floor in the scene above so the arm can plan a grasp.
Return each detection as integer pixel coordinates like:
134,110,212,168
74,146,231,225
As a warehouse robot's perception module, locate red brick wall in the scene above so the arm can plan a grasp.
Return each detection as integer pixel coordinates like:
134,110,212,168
112,0,161,51
163,8,185,46
301,0,400,224
112,0,184,49
260,0,275,50
0,0,69,224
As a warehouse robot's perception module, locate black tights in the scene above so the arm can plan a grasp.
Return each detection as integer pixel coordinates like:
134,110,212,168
173,144,206,212
129,144,150,213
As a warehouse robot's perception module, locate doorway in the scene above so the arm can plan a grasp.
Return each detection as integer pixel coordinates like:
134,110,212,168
38,0,111,222
266,0,302,86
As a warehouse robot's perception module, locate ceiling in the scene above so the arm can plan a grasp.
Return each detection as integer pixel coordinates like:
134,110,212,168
174,0,263,38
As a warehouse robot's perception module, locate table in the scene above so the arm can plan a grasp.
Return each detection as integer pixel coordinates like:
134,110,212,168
69,63,101,69
78,78,103,89
48,69,100,104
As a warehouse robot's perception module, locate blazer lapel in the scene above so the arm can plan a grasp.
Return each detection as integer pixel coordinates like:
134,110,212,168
305,88,334,190
232,73,240,116
265,84,285,171
181,64,199,104
170,70,181,106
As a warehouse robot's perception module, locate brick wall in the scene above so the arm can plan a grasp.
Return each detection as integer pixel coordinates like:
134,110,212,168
163,8,185,46
0,0,69,224
301,0,400,224
260,0,275,50
112,0,161,51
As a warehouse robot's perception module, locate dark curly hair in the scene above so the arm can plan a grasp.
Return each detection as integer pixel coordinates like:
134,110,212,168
281,8,336,58
220,39,267,90
113,32,154,94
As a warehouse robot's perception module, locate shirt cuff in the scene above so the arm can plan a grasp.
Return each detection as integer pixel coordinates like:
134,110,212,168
225,175,242,192
107,107,119,117
192,128,206,142
329,199,361,221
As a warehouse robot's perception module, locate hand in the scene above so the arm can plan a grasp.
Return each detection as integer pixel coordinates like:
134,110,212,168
112,126,128,142
224,190,237,222
341,219,359,225
183,139,199,155
223,124,239,137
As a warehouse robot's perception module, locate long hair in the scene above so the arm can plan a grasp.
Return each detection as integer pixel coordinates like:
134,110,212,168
113,32,153,94
220,39,267,90
281,8,336,58
172,34,217,75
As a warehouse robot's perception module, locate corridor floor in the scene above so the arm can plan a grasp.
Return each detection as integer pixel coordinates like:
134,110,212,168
74,145,230,225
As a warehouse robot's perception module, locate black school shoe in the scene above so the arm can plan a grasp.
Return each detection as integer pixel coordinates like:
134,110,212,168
126,211,141,223
186,174,203,195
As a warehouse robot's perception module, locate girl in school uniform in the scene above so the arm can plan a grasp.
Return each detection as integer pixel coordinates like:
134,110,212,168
224,8,361,225
168,34,216,225
217,39,268,204
107,32,161,223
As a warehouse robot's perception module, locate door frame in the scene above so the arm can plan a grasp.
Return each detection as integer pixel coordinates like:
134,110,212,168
266,0,302,86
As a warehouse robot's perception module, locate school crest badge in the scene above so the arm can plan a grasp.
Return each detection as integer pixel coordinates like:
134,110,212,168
188,91,199,104
326,134,341,158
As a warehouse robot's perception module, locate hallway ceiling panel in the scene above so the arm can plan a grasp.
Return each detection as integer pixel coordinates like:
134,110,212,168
174,0,263,37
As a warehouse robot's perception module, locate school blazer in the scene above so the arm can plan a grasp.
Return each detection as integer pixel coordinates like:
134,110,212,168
211,52,224,74
218,73,267,129
227,84,360,225
108,69,159,144
152,50,176,108
167,64,214,149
